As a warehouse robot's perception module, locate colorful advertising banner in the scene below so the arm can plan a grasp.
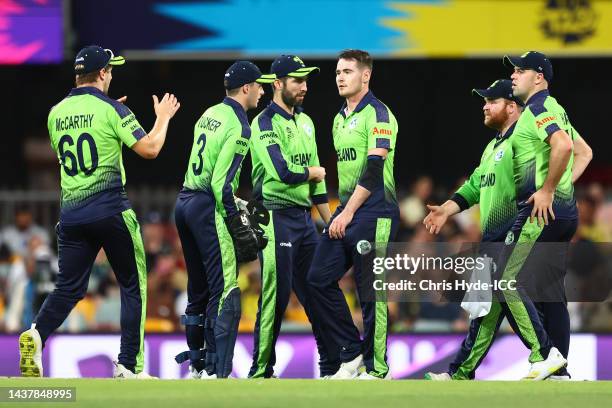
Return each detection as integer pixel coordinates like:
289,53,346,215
1,334,611,379
75,0,612,58
0,0,63,64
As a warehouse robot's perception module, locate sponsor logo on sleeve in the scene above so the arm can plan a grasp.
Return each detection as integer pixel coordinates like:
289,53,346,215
372,127,393,136
536,116,556,129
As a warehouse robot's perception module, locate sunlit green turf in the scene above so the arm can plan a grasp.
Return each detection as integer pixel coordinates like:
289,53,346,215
1,378,611,408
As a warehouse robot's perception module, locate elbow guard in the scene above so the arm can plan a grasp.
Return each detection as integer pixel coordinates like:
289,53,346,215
358,155,384,192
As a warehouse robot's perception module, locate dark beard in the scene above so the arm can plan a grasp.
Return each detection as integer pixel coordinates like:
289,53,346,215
281,88,302,107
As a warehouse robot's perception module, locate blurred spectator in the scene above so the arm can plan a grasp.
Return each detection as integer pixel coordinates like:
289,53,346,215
146,247,185,332
400,176,433,231
142,211,172,273
0,243,27,332
1,204,50,257
577,187,611,242
22,235,58,326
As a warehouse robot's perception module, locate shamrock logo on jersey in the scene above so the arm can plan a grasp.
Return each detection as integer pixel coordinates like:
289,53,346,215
494,149,505,162
302,124,313,137
505,231,515,245
349,118,358,129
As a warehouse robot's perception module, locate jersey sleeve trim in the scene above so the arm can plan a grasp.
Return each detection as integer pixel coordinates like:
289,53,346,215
369,98,390,123
257,108,275,131
311,193,328,205
223,97,251,139
132,128,146,140
544,123,561,137
266,144,309,184
221,153,244,218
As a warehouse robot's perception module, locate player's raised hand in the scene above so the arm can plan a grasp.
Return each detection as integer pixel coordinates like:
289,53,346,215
116,96,127,104
527,188,555,227
423,204,449,235
153,93,181,121
308,166,326,182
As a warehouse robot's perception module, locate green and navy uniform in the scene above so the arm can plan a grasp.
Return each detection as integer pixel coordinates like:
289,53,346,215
34,86,148,373
507,89,578,365
174,97,249,375
308,91,400,378
447,91,580,379
446,123,551,379
452,127,518,242
249,101,338,377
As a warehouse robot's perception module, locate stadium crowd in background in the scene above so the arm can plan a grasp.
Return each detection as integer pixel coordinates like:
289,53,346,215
1,178,610,335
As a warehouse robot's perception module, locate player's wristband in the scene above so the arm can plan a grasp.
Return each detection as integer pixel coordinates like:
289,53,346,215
450,193,470,212
312,193,328,205
357,155,384,192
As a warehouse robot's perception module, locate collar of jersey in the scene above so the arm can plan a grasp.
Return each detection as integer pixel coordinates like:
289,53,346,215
339,90,375,118
267,101,302,121
524,89,550,106
495,121,517,147
68,86,105,97
222,96,249,125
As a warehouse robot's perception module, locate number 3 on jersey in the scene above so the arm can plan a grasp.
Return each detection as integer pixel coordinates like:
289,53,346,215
192,133,206,175
58,133,98,176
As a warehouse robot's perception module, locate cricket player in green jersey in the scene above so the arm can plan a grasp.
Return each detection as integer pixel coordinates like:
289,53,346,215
248,55,339,378
423,79,565,380
502,51,592,379
174,61,274,379
19,45,180,378
307,50,399,380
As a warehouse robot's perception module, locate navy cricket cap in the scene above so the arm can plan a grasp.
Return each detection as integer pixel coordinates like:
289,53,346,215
74,45,125,75
224,61,275,90
270,55,319,78
503,51,553,83
472,79,524,106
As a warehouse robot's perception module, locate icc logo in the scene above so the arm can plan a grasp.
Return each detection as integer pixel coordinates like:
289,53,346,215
540,0,598,44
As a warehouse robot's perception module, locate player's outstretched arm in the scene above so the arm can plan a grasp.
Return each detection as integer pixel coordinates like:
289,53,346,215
132,93,181,159
571,135,593,183
423,200,461,235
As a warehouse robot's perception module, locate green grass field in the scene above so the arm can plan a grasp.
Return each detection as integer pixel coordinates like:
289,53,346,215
0,378,611,408
0,378,612,408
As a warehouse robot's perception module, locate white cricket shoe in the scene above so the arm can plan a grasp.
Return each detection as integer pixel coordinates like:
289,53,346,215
19,327,43,377
522,347,567,381
188,365,217,379
424,372,452,381
357,371,392,380
113,361,158,379
548,374,572,381
329,354,364,379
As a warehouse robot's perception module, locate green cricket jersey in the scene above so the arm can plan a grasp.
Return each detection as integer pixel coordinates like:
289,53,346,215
511,90,578,220
182,97,251,218
48,86,146,225
250,102,327,210
453,124,518,242
333,91,398,218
